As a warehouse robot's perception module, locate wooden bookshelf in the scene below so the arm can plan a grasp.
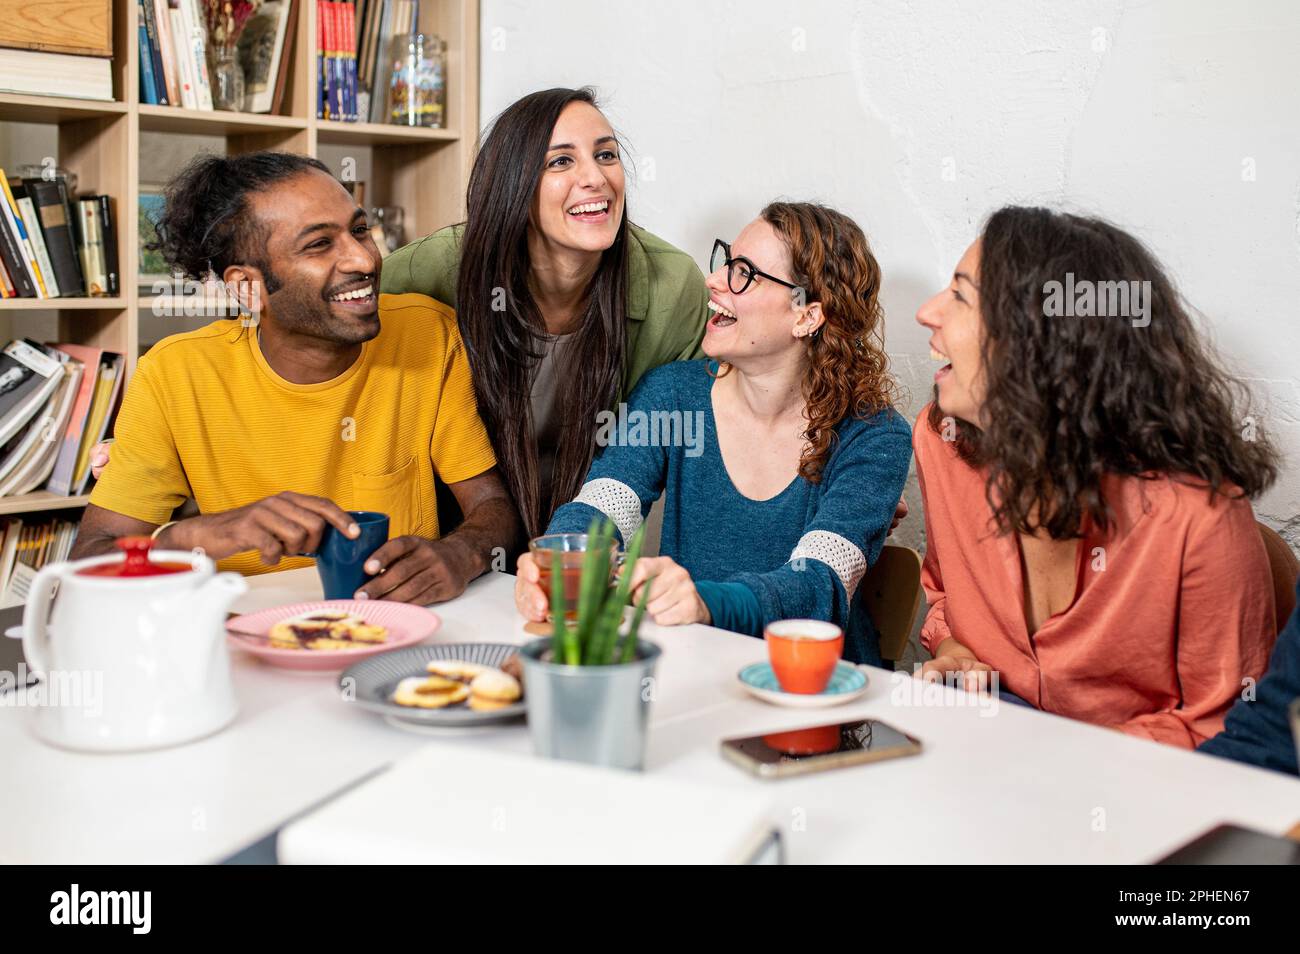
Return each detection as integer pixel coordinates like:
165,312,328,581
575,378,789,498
0,0,480,517
0,493,90,516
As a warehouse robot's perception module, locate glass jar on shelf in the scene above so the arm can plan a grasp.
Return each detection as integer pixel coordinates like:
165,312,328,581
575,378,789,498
386,33,446,128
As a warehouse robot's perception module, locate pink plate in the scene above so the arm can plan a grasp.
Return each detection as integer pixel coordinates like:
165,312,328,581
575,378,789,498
227,600,440,671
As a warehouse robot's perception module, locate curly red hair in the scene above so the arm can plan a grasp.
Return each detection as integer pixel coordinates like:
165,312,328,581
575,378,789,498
759,201,898,481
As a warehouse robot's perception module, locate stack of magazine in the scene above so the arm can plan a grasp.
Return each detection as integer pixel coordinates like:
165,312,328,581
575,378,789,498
0,339,125,500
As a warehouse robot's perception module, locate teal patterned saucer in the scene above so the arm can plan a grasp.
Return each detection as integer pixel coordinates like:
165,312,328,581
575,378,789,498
738,661,869,708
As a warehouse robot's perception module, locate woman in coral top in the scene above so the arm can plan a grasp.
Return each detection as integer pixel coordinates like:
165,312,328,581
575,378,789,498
913,205,1280,748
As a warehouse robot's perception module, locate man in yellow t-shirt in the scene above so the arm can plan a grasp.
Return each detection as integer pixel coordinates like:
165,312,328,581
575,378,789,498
74,152,518,604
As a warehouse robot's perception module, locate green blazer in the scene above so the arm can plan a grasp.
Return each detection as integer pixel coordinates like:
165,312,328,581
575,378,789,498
380,223,709,402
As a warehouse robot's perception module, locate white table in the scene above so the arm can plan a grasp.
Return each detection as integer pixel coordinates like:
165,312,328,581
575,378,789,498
3,567,1299,864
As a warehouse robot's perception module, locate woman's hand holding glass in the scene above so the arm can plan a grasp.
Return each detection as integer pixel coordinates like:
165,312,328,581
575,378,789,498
514,552,710,627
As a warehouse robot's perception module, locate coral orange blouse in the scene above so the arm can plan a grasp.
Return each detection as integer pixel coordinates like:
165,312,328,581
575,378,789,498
913,407,1276,748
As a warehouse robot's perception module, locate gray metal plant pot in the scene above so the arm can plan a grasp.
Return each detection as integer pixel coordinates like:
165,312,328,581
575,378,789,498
519,637,662,771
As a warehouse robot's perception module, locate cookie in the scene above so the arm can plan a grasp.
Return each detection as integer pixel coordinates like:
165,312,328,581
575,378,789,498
269,610,388,650
470,669,522,703
426,659,488,681
392,677,471,709
500,654,524,683
343,622,388,644
269,617,333,649
467,694,517,712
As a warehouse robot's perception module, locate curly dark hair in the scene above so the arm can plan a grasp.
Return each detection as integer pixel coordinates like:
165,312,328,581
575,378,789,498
760,201,899,482
928,205,1279,539
151,151,331,283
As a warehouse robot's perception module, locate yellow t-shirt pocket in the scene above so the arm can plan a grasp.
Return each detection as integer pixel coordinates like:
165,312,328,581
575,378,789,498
352,456,424,539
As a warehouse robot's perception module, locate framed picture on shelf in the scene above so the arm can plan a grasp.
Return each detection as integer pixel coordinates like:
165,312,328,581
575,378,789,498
137,186,169,289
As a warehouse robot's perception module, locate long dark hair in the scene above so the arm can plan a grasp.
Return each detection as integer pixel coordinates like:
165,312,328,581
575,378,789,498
454,87,629,539
928,205,1279,539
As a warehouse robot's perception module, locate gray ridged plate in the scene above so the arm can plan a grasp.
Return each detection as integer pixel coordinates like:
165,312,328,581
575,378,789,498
340,643,527,727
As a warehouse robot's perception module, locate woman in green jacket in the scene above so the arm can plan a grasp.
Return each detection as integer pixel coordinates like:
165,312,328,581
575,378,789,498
382,87,709,539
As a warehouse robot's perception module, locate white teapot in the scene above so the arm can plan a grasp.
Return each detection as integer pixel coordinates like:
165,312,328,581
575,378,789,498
22,536,247,752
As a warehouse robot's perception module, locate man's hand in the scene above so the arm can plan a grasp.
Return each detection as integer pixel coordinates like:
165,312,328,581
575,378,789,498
356,535,473,605
164,492,358,565
90,440,113,481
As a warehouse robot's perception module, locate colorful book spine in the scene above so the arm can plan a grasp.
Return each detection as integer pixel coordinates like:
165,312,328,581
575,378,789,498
181,0,213,110
153,0,181,105
328,2,342,120
137,0,160,104
170,3,197,109
0,172,47,298
15,194,59,298
343,1,358,121
0,208,33,297
316,0,326,118
140,0,169,105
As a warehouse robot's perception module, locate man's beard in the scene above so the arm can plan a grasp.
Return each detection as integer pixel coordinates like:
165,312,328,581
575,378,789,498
265,274,380,346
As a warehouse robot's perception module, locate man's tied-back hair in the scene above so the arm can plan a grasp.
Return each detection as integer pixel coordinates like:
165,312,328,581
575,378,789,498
152,151,331,280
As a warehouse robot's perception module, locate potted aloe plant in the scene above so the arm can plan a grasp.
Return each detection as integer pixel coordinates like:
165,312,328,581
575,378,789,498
519,518,661,770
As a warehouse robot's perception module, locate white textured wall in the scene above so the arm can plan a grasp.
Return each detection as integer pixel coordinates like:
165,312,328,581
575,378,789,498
480,0,1300,551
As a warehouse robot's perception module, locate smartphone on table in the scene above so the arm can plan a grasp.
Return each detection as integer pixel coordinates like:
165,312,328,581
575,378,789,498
721,719,921,779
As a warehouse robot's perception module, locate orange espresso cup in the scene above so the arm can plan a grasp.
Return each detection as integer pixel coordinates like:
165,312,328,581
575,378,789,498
765,619,844,694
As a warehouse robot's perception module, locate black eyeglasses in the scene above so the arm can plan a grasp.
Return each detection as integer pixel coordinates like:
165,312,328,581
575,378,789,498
710,239,802,296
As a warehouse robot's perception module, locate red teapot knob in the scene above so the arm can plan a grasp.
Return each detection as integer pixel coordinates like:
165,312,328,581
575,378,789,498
114,535,157,577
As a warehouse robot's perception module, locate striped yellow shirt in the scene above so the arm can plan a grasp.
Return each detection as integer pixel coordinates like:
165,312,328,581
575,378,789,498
91,293,497,575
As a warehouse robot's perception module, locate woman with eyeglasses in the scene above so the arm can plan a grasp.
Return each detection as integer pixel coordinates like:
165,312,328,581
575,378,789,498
514,202,912,666
381,87,710,542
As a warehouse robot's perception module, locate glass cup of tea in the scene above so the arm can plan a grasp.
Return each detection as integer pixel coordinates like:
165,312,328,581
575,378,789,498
765,619,845,694
528,533,621,622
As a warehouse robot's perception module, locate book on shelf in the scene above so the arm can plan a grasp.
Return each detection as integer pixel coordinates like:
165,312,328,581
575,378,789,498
76,198,110,297
179,0,214,110
153,0,182,105
319,0,367,122
316,0,326,118
0,193,35,298
142,0,298,113
23,176,87,297
1,515,80,606
0,46,114,101
169,0,197,108
12,185,60,298
96,195,120,296
0,341,67,451
45,345,118,497
0,169,50,298
69,352,125,496
239,0,297,114
0,340,124,499
138,0,162,105
0,355,81,495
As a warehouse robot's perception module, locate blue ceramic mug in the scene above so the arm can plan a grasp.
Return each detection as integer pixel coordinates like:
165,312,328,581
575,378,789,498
307,511,390,599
